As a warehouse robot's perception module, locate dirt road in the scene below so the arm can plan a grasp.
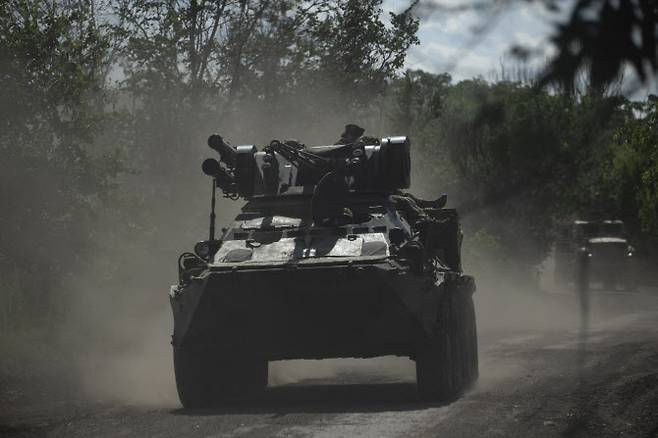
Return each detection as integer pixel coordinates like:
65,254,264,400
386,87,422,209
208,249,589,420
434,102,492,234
3,288,658,438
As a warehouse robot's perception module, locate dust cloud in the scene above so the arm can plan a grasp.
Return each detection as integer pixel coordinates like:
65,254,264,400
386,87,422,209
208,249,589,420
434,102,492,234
53,100,384,407
49,113,592,408
270,357,416,386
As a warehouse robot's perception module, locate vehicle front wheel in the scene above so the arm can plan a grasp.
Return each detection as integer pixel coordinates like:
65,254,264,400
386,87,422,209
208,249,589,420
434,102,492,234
173,347,268,409
415,281,478,402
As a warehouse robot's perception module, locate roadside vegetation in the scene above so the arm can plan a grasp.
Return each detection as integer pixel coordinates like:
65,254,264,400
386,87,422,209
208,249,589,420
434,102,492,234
1,0,656,330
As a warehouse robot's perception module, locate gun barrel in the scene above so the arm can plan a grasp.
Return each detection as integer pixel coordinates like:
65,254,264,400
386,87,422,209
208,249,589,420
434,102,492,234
208,134,237,166
202,158,235,191
269,140,330,172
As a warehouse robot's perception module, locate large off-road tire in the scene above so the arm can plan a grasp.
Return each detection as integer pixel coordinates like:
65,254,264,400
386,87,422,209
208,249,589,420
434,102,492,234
415,281,478,402
173,347,268,409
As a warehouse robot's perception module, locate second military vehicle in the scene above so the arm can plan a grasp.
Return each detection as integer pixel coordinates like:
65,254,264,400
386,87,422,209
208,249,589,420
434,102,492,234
555,219,636,290
170,127,478,408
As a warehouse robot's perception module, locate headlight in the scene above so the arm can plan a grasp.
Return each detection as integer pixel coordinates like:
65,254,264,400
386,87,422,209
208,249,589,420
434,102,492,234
194,241,211,258
194,240,221,260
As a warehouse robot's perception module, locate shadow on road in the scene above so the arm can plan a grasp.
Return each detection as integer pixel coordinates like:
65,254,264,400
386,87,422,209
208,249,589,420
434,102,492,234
171,382,451,416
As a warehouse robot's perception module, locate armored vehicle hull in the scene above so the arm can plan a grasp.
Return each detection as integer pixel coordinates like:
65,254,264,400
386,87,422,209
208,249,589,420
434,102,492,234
171,261,477,407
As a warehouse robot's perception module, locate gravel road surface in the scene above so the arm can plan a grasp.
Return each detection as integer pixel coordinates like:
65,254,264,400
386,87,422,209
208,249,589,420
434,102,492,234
2,288,658,438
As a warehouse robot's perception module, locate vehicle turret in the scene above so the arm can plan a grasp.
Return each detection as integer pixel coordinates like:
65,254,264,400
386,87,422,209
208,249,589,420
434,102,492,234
201,134,411,199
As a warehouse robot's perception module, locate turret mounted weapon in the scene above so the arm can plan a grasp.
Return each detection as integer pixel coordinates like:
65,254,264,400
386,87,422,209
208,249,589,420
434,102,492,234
201,132,411,200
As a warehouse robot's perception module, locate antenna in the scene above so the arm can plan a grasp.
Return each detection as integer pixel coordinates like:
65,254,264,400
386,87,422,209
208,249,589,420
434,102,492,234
209,179,216,240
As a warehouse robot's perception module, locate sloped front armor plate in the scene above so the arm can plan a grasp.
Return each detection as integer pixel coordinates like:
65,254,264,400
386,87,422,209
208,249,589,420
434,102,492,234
170,262,440,360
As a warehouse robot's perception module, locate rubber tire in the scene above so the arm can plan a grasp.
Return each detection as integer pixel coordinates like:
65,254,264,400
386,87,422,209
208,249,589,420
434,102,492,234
174,348,268,409
416,284,478,402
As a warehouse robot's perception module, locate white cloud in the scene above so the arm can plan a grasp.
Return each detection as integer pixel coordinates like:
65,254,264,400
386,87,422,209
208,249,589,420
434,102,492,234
386,1,653,97
406,41,496,81
398,1,558,80
514,31,544,48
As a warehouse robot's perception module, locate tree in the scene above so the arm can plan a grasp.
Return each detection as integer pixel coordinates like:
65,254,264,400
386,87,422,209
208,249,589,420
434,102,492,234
306,0,419,103
0,0,122,328
388,70,454,196
387,72,639,277
538,0,657,92
609,99,658,236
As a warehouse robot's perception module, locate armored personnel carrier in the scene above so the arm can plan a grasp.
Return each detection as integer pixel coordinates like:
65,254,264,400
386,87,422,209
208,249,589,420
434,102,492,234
170,128,478,408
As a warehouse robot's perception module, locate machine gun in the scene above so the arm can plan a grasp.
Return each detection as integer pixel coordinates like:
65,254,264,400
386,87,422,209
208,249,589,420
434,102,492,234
266,140,332,174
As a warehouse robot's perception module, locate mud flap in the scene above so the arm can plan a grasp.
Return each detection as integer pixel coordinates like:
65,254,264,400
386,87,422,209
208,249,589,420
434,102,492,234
391,274,437,335
170,276,209,349
415,273,478,401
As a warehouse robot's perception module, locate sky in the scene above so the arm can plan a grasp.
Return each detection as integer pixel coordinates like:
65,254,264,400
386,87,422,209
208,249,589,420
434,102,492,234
384,0,559,81
384,0,656,98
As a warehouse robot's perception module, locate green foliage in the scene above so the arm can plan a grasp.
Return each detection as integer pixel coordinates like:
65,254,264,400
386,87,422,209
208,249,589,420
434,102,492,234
0,0,123,328
539,0,657,92
113,0,418,108
390,72,657,269
609,101,658,235
3,0,658,330
387,70,454,194
307,0,419,101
